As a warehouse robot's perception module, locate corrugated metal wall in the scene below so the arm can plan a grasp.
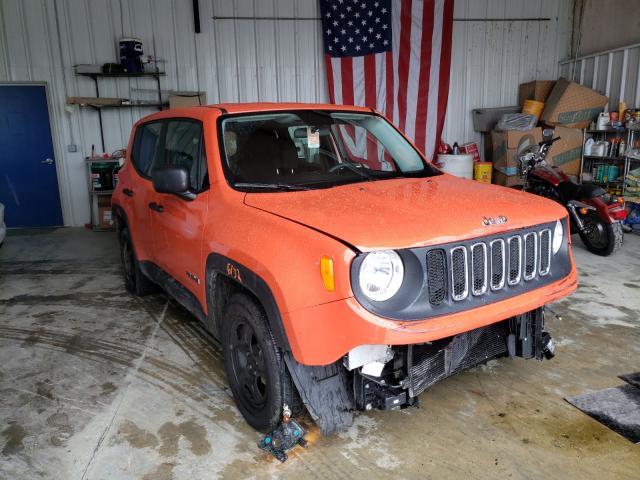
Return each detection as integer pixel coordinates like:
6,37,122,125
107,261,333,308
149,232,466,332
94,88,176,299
0,0,572,226
559,43,640,112
444,0,574,147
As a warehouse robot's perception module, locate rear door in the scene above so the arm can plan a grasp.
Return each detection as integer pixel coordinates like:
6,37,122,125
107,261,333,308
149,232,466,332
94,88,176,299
0,84,63,227
150,118,209,297
120,121,163,262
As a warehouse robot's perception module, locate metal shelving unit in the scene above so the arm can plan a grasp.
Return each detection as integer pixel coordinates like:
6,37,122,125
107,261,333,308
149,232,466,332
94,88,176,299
580,126,640,200
75,71,166,152
86,157,121,231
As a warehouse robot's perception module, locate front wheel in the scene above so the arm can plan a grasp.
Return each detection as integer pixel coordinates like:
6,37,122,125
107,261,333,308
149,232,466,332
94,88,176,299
578,216,623,256
221,293,298,432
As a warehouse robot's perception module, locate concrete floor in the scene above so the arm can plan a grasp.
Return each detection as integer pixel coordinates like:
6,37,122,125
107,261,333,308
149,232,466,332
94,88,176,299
0,228,638,479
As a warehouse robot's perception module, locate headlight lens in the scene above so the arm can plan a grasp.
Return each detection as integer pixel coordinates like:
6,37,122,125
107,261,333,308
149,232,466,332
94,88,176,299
358,250,404,301
552,219,563,254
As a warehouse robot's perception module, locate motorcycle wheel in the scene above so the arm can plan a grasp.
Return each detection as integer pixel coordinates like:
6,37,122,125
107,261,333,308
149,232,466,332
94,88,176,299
578,215,623,256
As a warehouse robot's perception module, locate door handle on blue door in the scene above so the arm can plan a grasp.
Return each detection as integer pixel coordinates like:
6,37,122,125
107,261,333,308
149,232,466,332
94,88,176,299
149,202,164,213
123,188,134,197
41,158,54,165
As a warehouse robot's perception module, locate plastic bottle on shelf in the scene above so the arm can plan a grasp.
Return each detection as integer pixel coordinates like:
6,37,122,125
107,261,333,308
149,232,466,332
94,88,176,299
619,140,626,157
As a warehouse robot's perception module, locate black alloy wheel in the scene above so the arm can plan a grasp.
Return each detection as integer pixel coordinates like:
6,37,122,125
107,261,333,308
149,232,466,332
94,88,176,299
221,293,299,432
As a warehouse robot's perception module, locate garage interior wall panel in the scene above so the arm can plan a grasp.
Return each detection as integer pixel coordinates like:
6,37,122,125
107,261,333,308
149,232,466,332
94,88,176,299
560,45,640,112
0,0,571,226
444,0,573,149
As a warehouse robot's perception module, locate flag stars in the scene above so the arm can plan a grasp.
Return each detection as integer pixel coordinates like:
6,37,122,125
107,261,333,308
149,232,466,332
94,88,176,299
381,7,387,13
367,10,373,16
326,12,331,18
355,28,360,34
376,33,381,39
341,28,346,34
332,4,337,10
348,37,354,43
326,29,332,35
341,45,347,51
340,13,345,18
382,24,388,30
361,19,367,25
375,17,380,23
346,6,352,11
333,20,338,26
355,45,361,51
383,39,388,46
347,20,353,26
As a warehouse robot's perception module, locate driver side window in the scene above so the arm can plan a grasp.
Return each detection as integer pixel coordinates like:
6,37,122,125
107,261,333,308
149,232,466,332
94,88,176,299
161,120,208,192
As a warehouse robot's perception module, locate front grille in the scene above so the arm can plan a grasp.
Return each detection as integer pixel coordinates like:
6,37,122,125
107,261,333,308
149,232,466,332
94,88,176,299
426,249,447,305
423,225,557,306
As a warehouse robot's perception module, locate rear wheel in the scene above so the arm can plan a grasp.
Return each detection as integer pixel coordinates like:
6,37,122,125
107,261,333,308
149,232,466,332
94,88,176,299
221,293,297,432
119,227,157,296
578,215,623,256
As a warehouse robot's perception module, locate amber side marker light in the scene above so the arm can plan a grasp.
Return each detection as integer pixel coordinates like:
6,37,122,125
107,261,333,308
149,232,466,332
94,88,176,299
580,207,589,215
320,256,335,292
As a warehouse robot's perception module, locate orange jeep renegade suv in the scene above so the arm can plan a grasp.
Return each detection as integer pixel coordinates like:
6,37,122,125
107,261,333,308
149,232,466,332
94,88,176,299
112,103,577,435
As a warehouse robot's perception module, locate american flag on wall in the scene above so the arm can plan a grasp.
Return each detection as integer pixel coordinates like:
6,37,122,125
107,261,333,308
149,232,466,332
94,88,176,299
319,0,454,161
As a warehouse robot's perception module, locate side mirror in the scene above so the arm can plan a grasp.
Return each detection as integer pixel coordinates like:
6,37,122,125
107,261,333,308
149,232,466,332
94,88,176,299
151,166,196,200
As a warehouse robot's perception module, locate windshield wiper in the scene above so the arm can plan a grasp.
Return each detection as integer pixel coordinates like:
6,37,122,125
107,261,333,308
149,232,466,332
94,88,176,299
233,182,312,191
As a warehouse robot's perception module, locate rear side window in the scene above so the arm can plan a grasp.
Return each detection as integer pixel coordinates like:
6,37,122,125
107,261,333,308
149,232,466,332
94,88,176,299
131,122,162,177
162,120,208,192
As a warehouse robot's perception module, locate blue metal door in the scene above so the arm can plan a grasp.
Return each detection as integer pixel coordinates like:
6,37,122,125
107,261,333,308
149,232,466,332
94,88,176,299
0,85,63,227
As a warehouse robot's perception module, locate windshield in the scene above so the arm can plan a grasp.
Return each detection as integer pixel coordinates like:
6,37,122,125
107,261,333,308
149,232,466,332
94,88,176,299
220,110,440,191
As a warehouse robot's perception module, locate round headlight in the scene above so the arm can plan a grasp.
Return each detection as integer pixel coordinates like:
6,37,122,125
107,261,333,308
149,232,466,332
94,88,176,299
358,250,404,301
552,219,563,254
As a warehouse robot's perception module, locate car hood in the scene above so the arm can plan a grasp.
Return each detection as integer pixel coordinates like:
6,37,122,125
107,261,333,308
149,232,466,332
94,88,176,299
243,175,567,252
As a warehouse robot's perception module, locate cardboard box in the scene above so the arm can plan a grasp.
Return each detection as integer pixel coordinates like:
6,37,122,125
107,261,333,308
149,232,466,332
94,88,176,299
545,126,583,177
169,92,207,108
493,170,523,188
491,128,542,176
518,80,556,106
541,78,608,129
97,196,113,229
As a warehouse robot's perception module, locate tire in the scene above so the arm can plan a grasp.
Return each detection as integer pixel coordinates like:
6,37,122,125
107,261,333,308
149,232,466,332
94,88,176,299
221,293,298,432
119,227,157,296
578,216,623,256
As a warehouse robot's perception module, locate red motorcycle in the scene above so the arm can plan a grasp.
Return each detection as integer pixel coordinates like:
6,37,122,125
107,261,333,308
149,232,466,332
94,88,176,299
518,134,626,256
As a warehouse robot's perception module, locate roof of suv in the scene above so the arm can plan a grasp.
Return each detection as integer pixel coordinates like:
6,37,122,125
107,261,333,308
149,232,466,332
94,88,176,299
204,102,374,115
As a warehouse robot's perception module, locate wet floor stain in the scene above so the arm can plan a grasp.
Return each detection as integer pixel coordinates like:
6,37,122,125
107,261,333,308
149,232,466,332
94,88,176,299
157,420,211,457
117,420,159,450
1,422,26,455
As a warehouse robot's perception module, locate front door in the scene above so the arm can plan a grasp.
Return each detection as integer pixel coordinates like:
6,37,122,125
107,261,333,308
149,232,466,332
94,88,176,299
151,119,209,301
0,84,63,227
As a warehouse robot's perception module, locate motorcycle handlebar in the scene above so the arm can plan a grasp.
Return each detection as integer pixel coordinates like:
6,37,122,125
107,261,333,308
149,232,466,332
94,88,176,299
539,136,561,147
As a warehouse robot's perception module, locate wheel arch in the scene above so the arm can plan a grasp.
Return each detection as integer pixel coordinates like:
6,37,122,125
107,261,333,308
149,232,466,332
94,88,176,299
205,252,291,352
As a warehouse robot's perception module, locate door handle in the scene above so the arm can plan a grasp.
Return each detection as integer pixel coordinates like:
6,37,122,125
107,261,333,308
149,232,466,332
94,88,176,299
42,158,54,165
148,202,164,213
123,188,134,197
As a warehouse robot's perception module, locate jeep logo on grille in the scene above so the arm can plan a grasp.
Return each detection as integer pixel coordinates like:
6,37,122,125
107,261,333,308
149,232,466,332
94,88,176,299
482,216,507,226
